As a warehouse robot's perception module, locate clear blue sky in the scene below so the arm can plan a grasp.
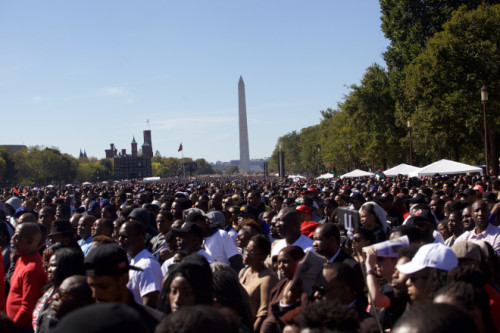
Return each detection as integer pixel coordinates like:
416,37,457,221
0,1,389,163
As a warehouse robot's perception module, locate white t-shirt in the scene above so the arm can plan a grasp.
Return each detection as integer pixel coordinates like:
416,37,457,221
204,229,241,265
271,234,314,257
128,249,163,305
227,228,238,245
160,249,214,277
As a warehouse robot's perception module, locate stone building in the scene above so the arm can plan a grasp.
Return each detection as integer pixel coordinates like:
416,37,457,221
105,130,153,180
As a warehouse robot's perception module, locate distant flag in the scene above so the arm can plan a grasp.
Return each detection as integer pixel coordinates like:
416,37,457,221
13,188,19,197
375,169,387,180
178,143,183,152
331,163,339,180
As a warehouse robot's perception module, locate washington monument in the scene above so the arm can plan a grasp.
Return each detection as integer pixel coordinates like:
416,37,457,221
238,76,250,172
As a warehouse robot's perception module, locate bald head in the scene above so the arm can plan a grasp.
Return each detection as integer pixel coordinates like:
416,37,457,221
18,213,37,223
77,215,96,240
53,275,93,319
12,222,41,256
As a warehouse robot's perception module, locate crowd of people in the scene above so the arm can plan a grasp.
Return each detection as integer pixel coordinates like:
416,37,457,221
0,172,499,333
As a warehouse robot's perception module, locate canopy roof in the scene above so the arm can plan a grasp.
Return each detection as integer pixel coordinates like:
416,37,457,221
317,173,334,179
340,169,374,179
408,159,483,177
384,163,421,177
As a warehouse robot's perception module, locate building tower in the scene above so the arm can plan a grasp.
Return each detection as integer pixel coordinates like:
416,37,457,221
142,130,153,158
238,76,250,172
131,136,137,157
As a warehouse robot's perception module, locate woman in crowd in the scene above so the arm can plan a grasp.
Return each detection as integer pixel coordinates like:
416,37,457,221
397,243,457,307
434,281,496,333
33,247,84,333
261,246,304,333
359,202,388,243
239,234,278,332
211,262,253,332
351,227,376,264
157,254,213,315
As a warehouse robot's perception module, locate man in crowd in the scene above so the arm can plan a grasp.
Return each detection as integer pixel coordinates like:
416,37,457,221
7,223,47,331
271,208,313,257
84,244,164,333
46,275,94,332
161,222,213,276
90,218,113,238
38,206,56,232
77,215,96,256
455,200,500,254
185,211,243,271
118,221,162,307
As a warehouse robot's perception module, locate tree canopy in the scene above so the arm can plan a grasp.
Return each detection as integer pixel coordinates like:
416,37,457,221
268,3,499,175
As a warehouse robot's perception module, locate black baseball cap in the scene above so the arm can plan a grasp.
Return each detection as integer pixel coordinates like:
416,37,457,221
410,193,428,204
172,222,205,239
51,303,148,333
407,209,437,226
239,205,259,219
84,244,142,276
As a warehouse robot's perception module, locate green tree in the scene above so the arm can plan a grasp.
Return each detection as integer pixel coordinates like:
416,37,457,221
226,165,239,174
401,4,500,173
195,158,214,175
0,148,17,185
13,146,77,185
380,0,490,72
75,158,108,183
379,0,499,158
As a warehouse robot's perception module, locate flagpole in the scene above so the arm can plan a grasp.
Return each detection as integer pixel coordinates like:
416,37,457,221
181,144,185,178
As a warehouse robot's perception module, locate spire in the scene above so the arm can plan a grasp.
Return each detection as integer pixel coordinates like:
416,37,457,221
132,136,136,143
238,76,244,86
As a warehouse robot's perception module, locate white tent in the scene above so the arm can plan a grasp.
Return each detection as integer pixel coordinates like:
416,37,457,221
384,163,421,177
408,159,483,177
287,174,306,182
317,173,334,179
287,174,306,179
340,169,374,179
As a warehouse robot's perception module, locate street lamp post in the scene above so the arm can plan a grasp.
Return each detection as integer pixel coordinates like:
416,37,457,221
481,86,489,175
407,120,413,166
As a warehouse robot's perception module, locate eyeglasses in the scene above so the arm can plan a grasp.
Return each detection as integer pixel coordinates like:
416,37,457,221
57,292,75,302
353,236,363,243
245,250,265,256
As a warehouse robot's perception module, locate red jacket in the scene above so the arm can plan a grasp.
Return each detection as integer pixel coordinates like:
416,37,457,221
6,253,47,328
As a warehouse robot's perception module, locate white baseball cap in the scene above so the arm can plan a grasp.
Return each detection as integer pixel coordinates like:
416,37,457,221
397,243,458,274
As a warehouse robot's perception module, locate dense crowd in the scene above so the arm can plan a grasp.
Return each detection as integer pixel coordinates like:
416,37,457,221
0,173,499,333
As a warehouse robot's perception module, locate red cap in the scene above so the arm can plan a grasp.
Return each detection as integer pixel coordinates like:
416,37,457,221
473,185,484,193
296,205,312,216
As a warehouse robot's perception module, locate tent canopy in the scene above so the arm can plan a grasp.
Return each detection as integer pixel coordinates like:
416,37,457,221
340,169,374,179
317,173,334,179
384,164,421,177
408,159,483,177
